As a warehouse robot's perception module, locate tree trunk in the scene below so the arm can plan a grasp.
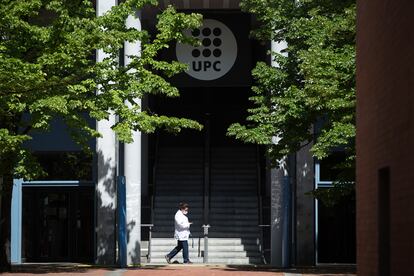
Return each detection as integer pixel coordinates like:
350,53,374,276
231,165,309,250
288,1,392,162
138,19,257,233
0,174,12,272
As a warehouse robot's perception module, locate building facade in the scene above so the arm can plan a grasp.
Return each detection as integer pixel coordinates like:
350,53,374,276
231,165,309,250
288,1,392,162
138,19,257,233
357,0,414,275
10,0,355,266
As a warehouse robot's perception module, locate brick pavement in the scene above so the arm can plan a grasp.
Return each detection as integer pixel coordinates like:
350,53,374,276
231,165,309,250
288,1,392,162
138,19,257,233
4,264,356,276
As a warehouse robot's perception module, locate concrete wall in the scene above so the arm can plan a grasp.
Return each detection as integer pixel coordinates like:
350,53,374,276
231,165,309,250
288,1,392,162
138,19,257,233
356,1,414,275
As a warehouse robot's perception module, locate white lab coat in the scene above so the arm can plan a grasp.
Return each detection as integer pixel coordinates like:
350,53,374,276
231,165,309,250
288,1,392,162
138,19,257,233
174,210,191,241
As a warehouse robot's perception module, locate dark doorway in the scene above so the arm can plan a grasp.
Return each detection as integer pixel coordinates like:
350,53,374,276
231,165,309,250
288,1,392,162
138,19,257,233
22,186,94,263
317,191,356,263
150,87,251,146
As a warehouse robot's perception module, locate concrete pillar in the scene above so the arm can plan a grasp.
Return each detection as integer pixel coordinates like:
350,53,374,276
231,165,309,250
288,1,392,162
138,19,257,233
96,0,117,265
269,40,289,267
295,142,315,265
270,161,286,266
124,10,142,265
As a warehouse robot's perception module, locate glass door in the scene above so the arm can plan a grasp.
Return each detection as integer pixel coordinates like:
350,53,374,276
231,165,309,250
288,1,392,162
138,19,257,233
22,186,93,263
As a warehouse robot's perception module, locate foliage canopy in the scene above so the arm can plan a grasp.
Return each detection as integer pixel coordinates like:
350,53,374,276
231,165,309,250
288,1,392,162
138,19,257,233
228,0,355,166
227,0,356,204
0,0,202,180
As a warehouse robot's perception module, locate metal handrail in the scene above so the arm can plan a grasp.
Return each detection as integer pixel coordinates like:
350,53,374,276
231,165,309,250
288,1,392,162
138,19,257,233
141,224,154,263
258,224,270,264
203,114,210,227
256,145,266,264
148,134,159,263
202,114,211,263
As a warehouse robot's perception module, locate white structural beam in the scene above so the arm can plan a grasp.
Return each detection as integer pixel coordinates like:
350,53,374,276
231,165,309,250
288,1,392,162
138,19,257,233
124,10,142,266
96,0,117,265
270,40,289,267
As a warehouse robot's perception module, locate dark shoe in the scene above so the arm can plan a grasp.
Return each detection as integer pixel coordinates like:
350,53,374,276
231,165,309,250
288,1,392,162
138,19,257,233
184,260,193,264
165,255,171,264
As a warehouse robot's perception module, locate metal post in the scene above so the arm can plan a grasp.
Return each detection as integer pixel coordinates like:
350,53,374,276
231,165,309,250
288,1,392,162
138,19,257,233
11,179,23,264
148,225,152,263
117,176,127,268
203,114,210,226
282,175,291,267
202,224,210,263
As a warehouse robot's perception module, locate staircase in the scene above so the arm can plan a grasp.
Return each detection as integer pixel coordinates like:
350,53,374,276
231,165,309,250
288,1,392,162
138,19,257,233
150,146,262,264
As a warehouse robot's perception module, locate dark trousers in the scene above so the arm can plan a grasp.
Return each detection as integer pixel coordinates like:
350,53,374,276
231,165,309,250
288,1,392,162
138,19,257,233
167,240,189,262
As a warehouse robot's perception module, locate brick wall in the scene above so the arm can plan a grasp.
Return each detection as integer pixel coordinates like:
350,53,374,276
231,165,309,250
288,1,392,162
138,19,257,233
356,1,414,275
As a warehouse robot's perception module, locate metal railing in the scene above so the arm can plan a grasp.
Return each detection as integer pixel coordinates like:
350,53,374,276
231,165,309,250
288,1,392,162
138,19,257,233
141,224,154,262
258,223,270,264
256,145,268,264
147,134,159,263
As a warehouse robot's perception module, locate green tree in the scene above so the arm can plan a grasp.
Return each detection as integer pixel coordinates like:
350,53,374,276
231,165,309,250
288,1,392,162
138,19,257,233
228,0,356,193
0,0,202,270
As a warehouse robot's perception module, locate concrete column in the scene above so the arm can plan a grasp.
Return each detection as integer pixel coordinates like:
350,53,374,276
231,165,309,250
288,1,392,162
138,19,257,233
96,0,117,265
270,40,289,267
124,10,142,265
295,142,315,265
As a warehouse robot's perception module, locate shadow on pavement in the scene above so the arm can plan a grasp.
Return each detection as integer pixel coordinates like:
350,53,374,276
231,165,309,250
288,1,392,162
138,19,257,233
10,263,113,274
9,263,356,275
216,265,356,275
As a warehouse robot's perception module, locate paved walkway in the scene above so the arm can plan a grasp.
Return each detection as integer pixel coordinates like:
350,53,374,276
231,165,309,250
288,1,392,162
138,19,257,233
4,264,356,276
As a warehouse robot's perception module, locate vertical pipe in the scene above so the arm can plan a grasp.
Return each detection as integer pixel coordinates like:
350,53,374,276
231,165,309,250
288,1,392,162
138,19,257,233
11,179,23,264
117,176,127,267
203,114,210,263
282,175,291,267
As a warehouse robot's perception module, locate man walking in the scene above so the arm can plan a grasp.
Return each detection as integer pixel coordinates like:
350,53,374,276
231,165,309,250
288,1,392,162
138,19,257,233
165,202,193,264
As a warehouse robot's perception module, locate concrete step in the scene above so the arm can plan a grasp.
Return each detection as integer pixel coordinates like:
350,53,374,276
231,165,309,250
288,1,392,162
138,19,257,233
154,199,203,204
210,196,258,202
150,257,204,264
157,163,202,169
151,251,260,258
210,181,256,185
210,201,258,208
209,220,259,227
210,191,257,196
209,214,258,220
157,175,204,181
156,181,204,186
149,257,262,264
154,209,203,215
151,226,203,233
151,238,258,246
155,190,203,196
209,226,259,233
154,219,204,224
151,244,260,252
209,208,258,215
154,201,203,207
208,232,259,238
153,214,203,221
156,169,201,173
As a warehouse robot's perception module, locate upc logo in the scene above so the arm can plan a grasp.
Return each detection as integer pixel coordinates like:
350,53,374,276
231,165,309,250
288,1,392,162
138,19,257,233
176,19,238,81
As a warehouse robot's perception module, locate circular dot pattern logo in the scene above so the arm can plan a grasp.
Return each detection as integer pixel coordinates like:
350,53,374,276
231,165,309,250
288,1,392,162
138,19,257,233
176,19,238,81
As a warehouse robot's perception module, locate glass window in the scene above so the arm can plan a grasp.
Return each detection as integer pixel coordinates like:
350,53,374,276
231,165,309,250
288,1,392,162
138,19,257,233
319,151,352,182
34,151,93,181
